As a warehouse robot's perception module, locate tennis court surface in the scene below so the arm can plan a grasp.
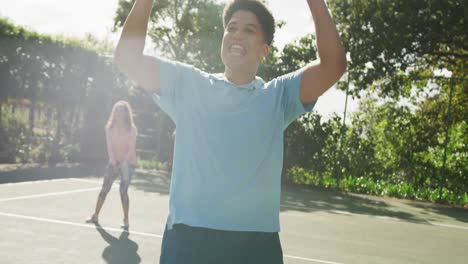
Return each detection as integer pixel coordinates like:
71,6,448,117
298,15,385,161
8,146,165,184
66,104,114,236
0,164,467,264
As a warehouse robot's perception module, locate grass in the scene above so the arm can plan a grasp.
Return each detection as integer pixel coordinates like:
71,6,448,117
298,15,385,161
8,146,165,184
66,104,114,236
136,159,170,171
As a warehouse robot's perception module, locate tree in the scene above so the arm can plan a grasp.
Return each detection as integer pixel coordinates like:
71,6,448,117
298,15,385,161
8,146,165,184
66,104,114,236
0,18,128,164
328,0,467,97
113,0,225,72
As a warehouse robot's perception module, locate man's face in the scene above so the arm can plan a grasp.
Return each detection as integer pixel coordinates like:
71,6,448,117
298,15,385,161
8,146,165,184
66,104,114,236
221,10,269,74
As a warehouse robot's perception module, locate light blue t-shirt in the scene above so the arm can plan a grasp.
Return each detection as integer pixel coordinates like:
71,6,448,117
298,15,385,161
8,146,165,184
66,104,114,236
151,58,316,232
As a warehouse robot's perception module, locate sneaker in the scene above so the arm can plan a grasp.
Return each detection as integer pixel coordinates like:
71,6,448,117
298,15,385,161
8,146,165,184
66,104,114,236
121,219,129,229
86,214,99,224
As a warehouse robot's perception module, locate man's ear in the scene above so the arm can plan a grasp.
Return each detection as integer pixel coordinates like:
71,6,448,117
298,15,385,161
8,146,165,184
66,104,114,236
261,44,269,59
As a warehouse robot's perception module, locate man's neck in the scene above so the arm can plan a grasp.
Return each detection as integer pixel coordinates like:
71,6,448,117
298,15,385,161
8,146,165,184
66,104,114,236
224,68,257,86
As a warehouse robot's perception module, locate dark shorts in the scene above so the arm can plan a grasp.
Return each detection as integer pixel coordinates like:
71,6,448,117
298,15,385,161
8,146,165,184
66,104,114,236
101,161,134,195
159,224,284,264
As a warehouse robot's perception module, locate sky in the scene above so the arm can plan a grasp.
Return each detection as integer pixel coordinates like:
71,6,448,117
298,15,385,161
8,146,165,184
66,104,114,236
0,0,358,118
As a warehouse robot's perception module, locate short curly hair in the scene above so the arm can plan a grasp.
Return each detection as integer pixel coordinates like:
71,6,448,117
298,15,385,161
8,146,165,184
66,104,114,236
223,0,275,45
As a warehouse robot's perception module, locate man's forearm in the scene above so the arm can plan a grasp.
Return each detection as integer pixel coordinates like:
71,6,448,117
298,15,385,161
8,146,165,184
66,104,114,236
307,0,346,68
115,0,153,68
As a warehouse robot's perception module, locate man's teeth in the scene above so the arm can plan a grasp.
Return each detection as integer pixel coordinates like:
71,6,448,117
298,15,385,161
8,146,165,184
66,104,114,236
230,45,245,55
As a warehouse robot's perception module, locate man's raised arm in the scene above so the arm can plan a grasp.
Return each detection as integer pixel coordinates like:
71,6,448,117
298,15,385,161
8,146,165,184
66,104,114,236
299,0,347,104
114,0,160,93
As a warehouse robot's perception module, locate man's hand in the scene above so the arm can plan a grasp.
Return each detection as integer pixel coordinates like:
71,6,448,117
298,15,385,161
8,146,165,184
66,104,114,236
299,0,347,105
114,0,161,93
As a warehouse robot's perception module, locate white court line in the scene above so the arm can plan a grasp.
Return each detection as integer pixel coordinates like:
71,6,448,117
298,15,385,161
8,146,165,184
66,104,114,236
0,211,162,238
429,222,468,231
1,178,69,186
329,210,354,216
0,186,114,202
1,178,102,186
3,179,466,233
69,178,103,185
0,211,343,264
284,254,344,264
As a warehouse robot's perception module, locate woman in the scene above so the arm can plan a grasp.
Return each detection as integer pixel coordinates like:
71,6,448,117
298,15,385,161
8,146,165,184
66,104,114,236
87,100,137,229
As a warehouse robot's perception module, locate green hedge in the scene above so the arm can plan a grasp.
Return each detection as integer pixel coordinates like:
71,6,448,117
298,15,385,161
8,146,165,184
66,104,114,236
287,166,468,206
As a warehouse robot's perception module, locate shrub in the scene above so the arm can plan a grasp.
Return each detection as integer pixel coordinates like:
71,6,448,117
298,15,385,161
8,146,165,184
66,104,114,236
0,112,29,163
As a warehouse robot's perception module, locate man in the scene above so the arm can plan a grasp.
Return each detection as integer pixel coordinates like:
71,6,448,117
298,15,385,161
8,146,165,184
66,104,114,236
114,0,346,263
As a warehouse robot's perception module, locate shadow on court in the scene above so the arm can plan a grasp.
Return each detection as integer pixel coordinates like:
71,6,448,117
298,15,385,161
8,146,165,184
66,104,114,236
131,170,417,223
129,169,468,225
408,202,468,223
280,185,468,224
95,224,141,264
0,164,466,226
131,170,171,195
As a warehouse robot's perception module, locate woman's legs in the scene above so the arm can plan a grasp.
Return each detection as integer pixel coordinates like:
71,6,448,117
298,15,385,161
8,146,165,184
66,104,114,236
119,161,134,228
92,196,105,219
120,195,129,226
88,164,119,222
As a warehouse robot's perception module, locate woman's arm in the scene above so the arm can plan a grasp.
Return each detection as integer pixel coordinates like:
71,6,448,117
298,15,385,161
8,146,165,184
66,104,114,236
105,127,116,165
124,126,138,165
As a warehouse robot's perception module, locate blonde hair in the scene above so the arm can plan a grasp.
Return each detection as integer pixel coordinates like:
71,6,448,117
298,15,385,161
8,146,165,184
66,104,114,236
105,100,136,132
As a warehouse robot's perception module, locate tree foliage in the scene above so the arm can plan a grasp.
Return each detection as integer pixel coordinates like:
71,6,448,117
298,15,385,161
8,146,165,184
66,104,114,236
114,0,224,72
1,0,466,205
0,18,126,164
328,0,467,97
